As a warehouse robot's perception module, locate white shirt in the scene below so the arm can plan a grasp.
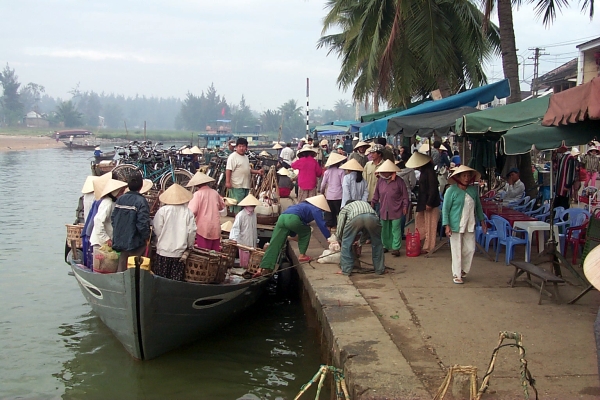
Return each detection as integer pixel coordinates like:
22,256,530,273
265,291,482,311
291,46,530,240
153,204,196,258
229,209,258,247
90,197,115,246
341,172,368,207
280,147,295,164
226,151,252,189
459,193,476,233
502,179,525,204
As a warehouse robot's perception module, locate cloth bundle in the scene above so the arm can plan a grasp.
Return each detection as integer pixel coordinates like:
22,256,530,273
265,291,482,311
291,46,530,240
317,234,341,264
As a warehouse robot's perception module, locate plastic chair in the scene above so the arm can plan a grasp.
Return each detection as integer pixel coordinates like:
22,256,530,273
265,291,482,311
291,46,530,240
478,215,498,252
508,195,529,209
563,221,589,264
481,190,496,201
537,206,565,223
555,208,591,234
491,216,529,265
526,203,549,218
513,198,536,213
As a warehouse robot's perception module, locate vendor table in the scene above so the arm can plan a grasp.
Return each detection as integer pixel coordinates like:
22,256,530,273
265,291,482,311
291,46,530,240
513,220,561,263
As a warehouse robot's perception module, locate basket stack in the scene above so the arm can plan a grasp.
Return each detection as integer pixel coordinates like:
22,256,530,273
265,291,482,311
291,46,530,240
66,224,84,248
143,189,161,217
184,248,229,284
220,239,238,266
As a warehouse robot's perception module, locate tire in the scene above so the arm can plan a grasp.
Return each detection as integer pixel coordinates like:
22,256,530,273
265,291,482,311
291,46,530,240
111,164,141,183
160,169,194,192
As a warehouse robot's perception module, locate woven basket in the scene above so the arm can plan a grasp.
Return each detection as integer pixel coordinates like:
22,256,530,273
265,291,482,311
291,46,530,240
184,249,228,284
220,239,238,266
143,189,161,217
66,224,84,248
246,249,265,275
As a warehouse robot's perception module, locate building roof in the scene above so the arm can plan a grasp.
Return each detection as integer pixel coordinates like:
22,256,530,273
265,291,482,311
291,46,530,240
576,36,600,50
534,58,577,90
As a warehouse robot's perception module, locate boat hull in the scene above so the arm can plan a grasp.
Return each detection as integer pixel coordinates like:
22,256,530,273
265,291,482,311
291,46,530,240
71,265,268,360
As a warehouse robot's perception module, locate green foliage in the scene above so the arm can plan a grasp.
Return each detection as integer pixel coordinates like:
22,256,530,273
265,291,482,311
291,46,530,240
56,101,83,127
279,99,306,140
19,83,45,113
177,83,229,131
230,95,258,133
0,64,24,126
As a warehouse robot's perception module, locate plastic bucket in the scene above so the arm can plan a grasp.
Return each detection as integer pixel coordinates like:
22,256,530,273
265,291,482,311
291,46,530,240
405,229,421,257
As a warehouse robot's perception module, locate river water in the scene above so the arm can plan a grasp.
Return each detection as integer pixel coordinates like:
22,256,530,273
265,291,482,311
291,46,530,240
0,148,323,399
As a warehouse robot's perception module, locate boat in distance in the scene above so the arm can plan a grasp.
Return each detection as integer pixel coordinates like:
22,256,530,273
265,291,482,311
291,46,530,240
70,263,269,360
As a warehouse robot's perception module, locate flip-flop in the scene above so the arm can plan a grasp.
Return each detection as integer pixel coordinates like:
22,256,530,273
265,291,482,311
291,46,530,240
461,271,467,278
298,256,312,262
453,277,464,284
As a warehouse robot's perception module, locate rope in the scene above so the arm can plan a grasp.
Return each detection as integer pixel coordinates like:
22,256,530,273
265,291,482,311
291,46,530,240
294,365,350,400
433,365,478,400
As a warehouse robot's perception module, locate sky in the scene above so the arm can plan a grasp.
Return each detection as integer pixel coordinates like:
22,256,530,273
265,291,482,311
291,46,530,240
0,0,598,112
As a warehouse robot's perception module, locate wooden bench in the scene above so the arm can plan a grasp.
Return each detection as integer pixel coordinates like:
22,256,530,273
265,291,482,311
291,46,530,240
510,261,565,305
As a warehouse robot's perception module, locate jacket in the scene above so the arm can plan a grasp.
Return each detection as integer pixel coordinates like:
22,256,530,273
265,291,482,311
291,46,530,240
416,163,440,212
442,184,484,232
111,191,151,252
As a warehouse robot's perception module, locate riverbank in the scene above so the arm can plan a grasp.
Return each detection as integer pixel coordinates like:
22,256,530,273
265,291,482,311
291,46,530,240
0,135,64,152
284,197,600,399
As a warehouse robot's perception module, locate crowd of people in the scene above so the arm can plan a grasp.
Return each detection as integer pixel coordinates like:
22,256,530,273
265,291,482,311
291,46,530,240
74,134,486,286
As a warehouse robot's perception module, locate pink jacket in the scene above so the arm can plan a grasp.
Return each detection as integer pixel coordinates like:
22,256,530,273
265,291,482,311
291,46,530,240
188,186,225,240
292,157,322,190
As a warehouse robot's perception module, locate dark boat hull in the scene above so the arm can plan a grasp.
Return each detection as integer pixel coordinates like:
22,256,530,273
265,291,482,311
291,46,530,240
71,265,269,360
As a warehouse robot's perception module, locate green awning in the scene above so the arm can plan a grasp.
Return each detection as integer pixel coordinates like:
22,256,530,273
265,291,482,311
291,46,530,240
360,106,406,123
456,96,550,136
502,119,600,155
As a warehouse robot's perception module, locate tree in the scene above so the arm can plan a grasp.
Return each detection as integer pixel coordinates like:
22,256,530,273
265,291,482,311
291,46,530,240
319,0,501,108
0,64,24,125
231,95,258,133
333,99,352,121
56,101,83,127
279,100,305,140
260,109,282,135
176,84,229,131
19,83,45,113
103,103,124,129
78,91,102,126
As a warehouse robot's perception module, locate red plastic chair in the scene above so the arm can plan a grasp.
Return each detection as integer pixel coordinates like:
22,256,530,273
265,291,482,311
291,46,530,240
563,221,589,264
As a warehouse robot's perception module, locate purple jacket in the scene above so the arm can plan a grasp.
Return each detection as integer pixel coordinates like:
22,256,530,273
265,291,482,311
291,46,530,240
372,175,409,220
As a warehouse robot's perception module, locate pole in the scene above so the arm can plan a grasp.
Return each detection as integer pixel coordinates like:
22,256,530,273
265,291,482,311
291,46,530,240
124,120,129,141
143,121,146,141
307,78,314,141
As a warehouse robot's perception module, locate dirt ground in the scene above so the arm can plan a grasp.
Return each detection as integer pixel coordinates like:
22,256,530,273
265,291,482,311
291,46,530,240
0,135,63,152
295,220,600,399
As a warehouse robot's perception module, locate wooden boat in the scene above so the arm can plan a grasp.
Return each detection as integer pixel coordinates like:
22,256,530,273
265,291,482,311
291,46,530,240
95,151,116,161
70,262,269,360
63,141,97,150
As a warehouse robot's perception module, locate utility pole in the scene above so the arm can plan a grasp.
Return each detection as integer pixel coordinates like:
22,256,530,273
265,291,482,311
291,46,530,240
529,47,549,96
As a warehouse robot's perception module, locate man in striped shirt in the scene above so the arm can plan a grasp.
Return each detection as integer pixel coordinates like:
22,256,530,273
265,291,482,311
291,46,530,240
336,200,384,276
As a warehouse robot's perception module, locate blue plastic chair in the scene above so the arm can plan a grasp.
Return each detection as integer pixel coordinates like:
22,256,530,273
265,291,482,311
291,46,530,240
476,215,498,252
556,209,590,249
525,203,549,218
491,216,529,265
513,198,536,213
537,206,565,223
508,195,529,209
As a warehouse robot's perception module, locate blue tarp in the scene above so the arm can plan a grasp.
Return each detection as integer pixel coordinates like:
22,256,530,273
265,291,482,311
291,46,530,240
359,79,511,139
324,120,358,127
317,130,347,136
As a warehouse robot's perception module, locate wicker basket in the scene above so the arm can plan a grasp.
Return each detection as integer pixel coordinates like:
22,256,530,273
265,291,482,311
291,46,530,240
66,224,84,248
184,249,228,284
143,189,161,217
220,239,238,266
246,249,265,275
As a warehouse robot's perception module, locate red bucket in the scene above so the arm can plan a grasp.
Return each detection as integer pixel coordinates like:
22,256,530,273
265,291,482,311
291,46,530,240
405,229,421,257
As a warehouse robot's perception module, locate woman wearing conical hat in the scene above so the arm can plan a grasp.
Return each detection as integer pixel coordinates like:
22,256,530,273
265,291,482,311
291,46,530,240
372,160,409,257
292,145,323,202
442,166,486,284
406,152,441,254
229,194,261,267
186,171,226,251
277,167,295,198
152,184,196,281
320,152,347,229
348,141,370,167
340,159,368,207
259,194,332,272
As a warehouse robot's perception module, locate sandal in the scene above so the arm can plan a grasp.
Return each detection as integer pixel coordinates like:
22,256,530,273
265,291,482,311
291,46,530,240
298,255,312,262
453,277,464,284
461,271,467,278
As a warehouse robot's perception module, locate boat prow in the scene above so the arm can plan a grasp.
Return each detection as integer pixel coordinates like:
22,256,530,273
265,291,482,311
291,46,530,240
71,264,269,360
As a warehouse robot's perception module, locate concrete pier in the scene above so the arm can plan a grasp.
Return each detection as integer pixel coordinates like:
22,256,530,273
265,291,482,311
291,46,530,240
286,221,600,399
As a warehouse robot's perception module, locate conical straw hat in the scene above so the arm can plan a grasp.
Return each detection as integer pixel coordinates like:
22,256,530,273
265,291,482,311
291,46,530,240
272,143,283,150
181,148,193,155
124,178,154,194
92,173,116,200
159,183,193,205
325,152,347,167
448,165,481,184
418,143,430,153
97,178,127,200
81,175,98,194
320,139,328,146
277,168,289,176
340,159,364,172
305,194,331,212
221,221,233,232
439,144,448,151
191,146,203,154
375,159,400,173
259,150,271,157
223,197,238,206
353,141,370,150
406,152,432,169
297,145,317,155
584,245,600,291
238,193,261,207
186,171,215,187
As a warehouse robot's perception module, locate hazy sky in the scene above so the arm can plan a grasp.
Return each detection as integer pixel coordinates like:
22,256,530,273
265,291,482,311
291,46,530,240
0,0,598,112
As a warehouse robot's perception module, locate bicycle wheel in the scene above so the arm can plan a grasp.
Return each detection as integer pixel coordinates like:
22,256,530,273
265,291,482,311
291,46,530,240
160,169,194,192
112,164,141,183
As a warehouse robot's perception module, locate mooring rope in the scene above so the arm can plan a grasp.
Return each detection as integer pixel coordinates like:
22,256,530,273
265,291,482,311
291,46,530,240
294,365,350,400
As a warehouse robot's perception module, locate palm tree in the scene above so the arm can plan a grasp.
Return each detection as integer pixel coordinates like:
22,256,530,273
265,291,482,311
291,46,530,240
334,99,351,120
319,0,501,108
56,101,83,128
278,100,304,140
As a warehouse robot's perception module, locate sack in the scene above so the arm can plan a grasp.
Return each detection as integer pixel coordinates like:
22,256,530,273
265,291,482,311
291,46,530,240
405,229,421,257
93,245,120,273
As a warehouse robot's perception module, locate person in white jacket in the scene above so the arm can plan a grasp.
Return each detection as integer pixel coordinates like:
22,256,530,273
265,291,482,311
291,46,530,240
229,194,260,267
153,184,196,281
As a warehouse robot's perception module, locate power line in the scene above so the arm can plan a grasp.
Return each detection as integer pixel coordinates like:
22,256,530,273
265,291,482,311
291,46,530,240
536,35,599,48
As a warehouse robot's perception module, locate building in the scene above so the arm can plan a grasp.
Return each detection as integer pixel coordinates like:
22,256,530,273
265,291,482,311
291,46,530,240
533,58,578,94
577,37,600,85
24,111,49,128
